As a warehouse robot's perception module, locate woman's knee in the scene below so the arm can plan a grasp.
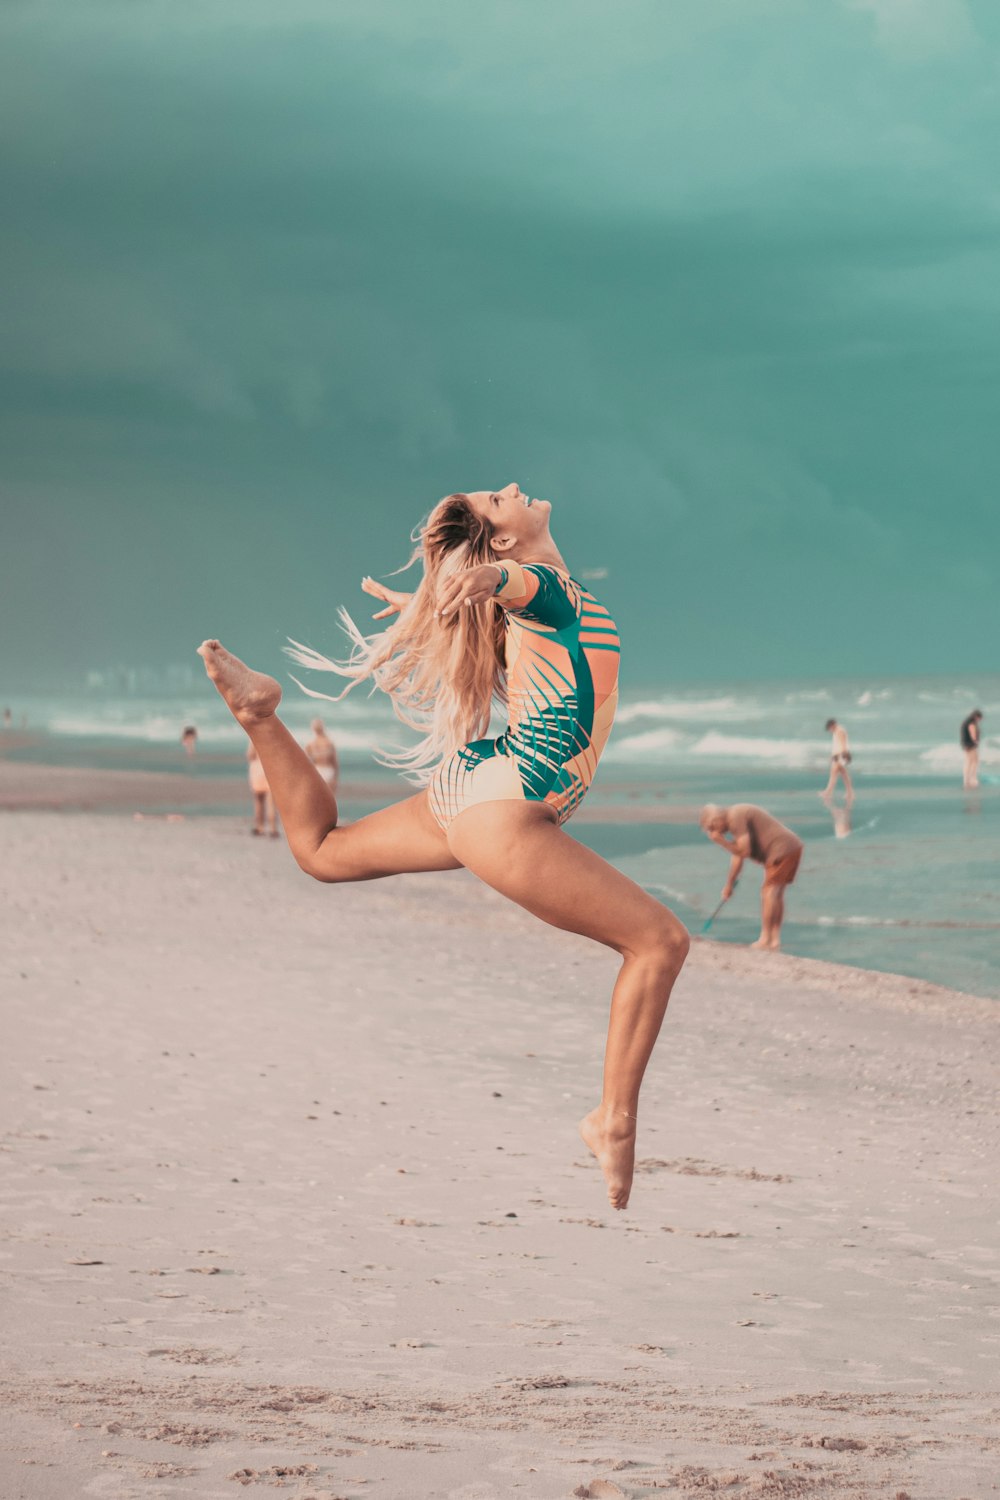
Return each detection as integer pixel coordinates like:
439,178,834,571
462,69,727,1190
636,908,690,970
290,834,346,884
294,849,334,883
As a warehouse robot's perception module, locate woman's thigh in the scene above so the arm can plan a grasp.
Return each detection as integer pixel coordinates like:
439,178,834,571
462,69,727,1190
307,790,461,882
446,801,684,957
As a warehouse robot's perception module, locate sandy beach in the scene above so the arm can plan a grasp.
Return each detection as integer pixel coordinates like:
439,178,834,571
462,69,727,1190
2,808,998,1500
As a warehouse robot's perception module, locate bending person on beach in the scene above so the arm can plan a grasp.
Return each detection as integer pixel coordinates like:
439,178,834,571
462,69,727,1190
700,803,803,951
197,484,689,1210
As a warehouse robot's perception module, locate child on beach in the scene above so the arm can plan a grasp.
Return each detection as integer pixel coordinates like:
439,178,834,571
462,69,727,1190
199,484,689,1210
247,744,280,838
305,719,340,791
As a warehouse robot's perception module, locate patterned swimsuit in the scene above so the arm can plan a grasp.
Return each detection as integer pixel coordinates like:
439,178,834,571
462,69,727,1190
427,561,620,830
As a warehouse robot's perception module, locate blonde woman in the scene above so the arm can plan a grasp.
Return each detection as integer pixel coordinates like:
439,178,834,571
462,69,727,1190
198,484,688,1209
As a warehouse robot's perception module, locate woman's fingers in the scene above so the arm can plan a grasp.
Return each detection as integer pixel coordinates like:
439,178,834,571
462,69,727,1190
438,564,500,617
436,579,463,616
363,577,412,617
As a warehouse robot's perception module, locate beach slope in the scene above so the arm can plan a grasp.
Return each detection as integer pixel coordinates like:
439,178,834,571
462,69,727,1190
1,812,997,1498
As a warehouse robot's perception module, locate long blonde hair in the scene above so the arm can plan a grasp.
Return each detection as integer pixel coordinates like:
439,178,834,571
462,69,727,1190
286,494,507,780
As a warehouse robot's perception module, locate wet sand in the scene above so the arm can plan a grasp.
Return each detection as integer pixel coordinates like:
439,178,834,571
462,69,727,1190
1,810,998,1499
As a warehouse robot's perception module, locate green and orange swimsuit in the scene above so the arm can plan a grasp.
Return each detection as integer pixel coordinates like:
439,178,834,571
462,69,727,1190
428,561,620,830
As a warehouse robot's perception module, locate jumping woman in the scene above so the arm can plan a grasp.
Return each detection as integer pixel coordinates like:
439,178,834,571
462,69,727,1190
198,483,689,1209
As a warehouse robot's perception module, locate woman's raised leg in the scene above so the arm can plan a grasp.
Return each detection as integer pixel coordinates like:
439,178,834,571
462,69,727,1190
199,640,459,881
445,801,690,1210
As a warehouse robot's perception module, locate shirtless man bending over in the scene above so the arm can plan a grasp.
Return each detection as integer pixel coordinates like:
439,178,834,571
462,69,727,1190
700,803,804,951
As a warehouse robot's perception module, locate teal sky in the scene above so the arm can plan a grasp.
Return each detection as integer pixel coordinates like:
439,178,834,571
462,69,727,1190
2,0,998,691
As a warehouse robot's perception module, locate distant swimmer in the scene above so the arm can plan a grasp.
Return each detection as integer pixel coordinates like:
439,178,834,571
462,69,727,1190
247,743,280,838
960,709,983,790
700,803,803,952
305,718,339,791
181,724,198,756
821,718,854,807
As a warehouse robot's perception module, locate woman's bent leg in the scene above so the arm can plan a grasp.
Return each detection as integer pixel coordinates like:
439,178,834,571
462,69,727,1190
446,802,689,1210
199,640,458,881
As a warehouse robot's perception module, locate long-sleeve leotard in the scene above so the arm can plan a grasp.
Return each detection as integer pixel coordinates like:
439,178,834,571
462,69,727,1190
427,561,620,830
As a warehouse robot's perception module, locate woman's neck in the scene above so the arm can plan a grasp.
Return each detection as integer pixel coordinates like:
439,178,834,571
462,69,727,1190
511,540,568,572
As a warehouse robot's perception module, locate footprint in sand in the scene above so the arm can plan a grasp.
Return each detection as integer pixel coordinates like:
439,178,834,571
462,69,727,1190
228,1464,319,1486
147,1346,234,1365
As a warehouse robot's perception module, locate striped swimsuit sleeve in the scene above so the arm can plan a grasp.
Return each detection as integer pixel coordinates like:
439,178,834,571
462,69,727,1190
494,562,579,628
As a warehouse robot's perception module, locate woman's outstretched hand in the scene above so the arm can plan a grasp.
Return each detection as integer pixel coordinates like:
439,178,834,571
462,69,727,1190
436,563,504,619
361,577,413,620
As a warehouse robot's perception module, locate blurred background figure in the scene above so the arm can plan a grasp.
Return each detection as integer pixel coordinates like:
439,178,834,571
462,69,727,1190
822,717,854,806
305,717,339,792
247,743,279,838
960,709,983,789
700,803,804,951
2,706,11,730
830,803,853,839
180,724,198,756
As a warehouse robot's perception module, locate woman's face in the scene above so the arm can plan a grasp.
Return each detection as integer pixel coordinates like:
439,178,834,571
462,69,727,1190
466,483,552,550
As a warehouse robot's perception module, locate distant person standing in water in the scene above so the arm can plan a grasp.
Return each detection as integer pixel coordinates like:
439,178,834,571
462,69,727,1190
181,724,198,756
961,709,983,789
305,718,339,791
247,744,279,837
2,707,11,730
821,717,854,806
700,803,803,951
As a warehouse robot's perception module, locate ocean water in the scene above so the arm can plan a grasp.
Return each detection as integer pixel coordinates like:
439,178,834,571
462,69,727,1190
3,673,998,998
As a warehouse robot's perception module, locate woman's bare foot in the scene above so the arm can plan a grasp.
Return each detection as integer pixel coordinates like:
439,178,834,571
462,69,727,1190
197,641,281,726
749,937,768,950
579,1107,636,1211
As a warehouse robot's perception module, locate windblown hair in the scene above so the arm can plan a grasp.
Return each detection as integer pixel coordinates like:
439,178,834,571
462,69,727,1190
286,494,507,781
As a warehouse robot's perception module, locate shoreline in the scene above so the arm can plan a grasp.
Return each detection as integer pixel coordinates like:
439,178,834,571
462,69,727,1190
0,753,708,824
2,757,997,1005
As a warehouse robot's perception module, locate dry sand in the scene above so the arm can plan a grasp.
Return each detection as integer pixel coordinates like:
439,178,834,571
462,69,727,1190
1,809,998,1500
